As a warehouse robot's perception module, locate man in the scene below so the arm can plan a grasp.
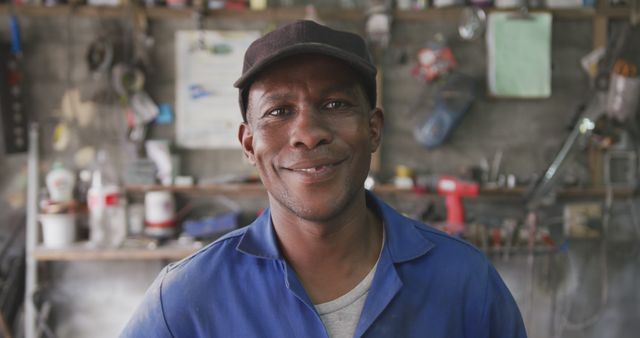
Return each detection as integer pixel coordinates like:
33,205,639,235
122,20,527,338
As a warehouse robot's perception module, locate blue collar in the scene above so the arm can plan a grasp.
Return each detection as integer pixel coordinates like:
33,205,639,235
235,191,434,263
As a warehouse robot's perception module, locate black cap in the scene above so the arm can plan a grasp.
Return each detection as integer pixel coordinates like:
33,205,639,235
234,20,377,121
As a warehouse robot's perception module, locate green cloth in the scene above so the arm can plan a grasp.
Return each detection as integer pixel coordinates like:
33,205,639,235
487,12,552,98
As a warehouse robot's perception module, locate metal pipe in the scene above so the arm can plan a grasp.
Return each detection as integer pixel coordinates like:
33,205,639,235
526,117,594,209
24,123,39,338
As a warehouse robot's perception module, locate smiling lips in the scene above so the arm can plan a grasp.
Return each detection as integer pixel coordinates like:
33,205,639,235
284,158,345,179
292,166,332,173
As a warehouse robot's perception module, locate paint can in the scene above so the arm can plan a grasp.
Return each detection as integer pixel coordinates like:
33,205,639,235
144,191,176,238
40,213,76,248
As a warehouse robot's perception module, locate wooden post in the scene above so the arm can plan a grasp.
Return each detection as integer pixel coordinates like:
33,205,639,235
593,0,608,49
589,0,609,187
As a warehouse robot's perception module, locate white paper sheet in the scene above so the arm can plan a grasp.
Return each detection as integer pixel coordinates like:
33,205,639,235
176,30,261,148
487,12,552,98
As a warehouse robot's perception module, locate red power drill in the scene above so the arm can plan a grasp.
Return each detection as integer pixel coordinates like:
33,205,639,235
418,176,479,234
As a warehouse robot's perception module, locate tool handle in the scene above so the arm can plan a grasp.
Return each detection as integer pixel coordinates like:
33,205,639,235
445,194,465,227
10,16,22,56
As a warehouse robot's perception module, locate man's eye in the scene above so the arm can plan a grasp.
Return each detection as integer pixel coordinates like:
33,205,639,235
323,101,347,110
266,108,288,117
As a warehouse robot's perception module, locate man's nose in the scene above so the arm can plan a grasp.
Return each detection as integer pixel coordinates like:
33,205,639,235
289,108,333,149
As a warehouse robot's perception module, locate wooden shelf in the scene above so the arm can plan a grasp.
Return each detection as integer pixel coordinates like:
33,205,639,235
0,4,631,20
482,246,558,256
0,4,363,20
557,187,635,198
375,185,526,196
125,183,634,199
33,241,201,261
126,183,267,195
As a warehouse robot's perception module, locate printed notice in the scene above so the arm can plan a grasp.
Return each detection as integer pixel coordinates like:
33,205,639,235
176,30,261,148
487,13,552,98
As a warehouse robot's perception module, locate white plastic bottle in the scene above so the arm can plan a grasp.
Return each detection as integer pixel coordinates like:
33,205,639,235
46,161,76,203
87,150,127,247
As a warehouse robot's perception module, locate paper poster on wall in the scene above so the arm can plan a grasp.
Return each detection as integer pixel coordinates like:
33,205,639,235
176,30,261,148
487,12,552,98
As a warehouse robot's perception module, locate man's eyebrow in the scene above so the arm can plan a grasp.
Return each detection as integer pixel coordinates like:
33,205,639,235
253,82,362,108
258,92,296,104
247,92,293,115
318,83,361,98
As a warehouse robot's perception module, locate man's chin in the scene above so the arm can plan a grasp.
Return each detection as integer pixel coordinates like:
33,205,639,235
269,187,364,224
285,199,342,222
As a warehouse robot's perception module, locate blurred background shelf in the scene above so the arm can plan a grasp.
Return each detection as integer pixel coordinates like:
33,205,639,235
125,183,267,195
0,4,632,20
124,183,635,199
32,241,201,261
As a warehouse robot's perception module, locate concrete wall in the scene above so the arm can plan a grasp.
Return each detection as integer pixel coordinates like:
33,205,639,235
1,6,638,338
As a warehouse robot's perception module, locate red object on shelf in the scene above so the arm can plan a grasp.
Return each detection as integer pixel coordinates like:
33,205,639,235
435,176,479,234
225,0,249,10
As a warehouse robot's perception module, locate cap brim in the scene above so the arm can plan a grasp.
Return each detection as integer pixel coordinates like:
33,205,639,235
234,42,377,89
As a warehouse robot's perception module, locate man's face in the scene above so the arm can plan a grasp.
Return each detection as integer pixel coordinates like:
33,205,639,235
238,54,383,223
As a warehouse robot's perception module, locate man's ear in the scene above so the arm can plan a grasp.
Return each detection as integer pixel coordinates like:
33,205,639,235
369,108,384,153
238,122,256,165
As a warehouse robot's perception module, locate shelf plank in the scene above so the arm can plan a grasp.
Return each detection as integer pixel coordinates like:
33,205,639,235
126,183,267,195
559,187,634,198
33,241,201,261
395,7,611,21
0,4,630,20
482,246,558,256
125,183,420,195
125,183,633,199
0,4,362,20
0,4,127,18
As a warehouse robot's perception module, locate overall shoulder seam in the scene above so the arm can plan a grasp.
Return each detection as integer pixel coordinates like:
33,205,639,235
412,221,484,256
166,228,248,273
159,266,177,338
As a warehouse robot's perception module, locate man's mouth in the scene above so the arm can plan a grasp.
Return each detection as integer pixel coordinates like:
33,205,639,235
290,164,336,173
284,158,346,178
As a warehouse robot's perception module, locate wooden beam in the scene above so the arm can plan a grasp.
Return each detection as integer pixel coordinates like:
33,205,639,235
592,0,609,49
33,242,200,261
593,15,608,49
0,4,630,20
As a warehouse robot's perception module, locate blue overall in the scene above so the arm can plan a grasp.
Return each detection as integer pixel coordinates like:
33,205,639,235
121,192,527,338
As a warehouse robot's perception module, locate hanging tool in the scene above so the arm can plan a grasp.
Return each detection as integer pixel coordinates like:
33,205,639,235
606,26,640,123
112,5,159,145
526,20,638,209
132,5,154,70
1,16,28,154
412,72,477,149
84,35,116,106
525,114,595,210
87,37,114,76
458,6,486,41
365,0,393,55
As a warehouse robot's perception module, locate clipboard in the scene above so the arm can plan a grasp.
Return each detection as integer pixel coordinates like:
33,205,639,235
487,10,552,98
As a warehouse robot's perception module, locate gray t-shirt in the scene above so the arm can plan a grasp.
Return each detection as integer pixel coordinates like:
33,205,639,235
314,231,384,338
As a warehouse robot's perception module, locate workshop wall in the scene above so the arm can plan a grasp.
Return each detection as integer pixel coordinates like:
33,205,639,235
382,19,592,181
147,17,595,184
1,10,638,338
1,16,594,183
